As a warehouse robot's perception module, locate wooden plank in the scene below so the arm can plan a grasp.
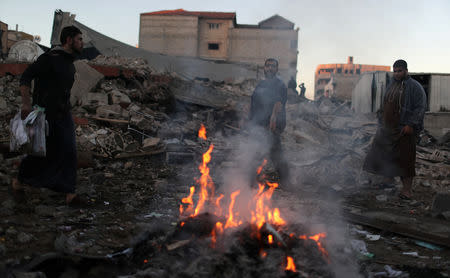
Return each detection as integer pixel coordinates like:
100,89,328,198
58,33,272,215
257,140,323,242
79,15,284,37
114,147,165,159
89,116,129,124
343,206,450,248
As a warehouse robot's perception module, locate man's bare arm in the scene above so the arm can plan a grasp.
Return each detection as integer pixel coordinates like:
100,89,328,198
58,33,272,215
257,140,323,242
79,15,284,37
269,101,282,131
20,85,32,119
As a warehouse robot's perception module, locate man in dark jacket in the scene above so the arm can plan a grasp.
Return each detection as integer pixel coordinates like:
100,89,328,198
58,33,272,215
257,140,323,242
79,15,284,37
12,26,84,205
363,59,427,199
248,58,289,185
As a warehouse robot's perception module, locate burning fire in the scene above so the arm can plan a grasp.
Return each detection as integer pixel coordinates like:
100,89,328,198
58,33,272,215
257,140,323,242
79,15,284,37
198,124,207,140
179,125,328,271
285,256,297,272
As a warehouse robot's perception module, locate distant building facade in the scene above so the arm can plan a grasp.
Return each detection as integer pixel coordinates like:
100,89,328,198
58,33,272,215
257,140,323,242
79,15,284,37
0,21,7,57
139,9,299,82
315,56,390,100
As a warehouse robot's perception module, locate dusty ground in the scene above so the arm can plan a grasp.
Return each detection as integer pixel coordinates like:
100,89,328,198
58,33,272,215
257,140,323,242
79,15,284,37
1,73,449,277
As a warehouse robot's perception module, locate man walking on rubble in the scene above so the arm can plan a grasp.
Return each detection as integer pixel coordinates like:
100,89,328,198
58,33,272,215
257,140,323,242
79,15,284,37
12,26,85,206
248,58,289,186
363,59,426,200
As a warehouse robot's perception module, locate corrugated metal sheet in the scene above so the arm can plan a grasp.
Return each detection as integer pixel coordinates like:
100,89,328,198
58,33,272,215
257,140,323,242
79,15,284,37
430,75,450,112
352,71,390,113
352,73,372,113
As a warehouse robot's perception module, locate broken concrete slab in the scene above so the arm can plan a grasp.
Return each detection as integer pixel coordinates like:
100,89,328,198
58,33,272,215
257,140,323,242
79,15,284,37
108,89,131,108
96,104,129,119
71,60,104,106
142,137,161,151
83,93,108,108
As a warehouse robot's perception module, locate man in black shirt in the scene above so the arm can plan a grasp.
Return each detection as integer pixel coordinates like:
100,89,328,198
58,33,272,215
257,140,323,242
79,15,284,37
249,58,289,185
12,26,84,206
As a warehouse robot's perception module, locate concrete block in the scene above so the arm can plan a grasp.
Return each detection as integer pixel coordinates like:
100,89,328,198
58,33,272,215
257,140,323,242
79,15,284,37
71,60,104,106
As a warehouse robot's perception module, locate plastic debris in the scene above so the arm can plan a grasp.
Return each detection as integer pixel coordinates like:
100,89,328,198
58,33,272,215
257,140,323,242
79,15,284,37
414,240,443,251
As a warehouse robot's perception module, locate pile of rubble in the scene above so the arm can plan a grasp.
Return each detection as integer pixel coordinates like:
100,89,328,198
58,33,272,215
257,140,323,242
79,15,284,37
1,56,450,277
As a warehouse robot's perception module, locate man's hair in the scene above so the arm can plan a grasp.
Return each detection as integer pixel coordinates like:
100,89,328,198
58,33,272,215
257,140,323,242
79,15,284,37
393,59,408,70
60,26,82,45
265,58,279,67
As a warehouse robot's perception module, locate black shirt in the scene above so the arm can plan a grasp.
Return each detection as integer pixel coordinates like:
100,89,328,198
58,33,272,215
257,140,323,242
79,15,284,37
20,48,76,117
249,77,287,132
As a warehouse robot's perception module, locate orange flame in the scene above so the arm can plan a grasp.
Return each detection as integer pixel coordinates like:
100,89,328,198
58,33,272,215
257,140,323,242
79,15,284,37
198,124,207,140
256,159,267,175
299,235,307,240
309,233,329,259
179,125,294,269
180,186,195,215
285,256,297,272
224,190,241,228
250,180,284,230
193,144,214,216
211,222,224,248
214,194,224,216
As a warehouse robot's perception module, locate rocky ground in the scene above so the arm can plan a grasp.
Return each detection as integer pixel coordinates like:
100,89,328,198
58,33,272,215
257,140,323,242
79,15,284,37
0,60,450,277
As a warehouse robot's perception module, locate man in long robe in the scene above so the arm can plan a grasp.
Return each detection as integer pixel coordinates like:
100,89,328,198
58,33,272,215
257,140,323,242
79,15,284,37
363,60,426,199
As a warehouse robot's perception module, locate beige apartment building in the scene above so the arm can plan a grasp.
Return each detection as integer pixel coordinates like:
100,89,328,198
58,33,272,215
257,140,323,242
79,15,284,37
314,56,390,100
139,9,299,81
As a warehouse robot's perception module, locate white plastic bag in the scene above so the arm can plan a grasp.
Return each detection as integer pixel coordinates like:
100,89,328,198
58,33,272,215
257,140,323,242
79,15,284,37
25,109,47,157
9,111,29,151
9,107,47,156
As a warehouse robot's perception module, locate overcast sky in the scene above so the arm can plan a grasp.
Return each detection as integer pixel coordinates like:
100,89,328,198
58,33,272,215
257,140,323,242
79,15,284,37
1,0,449,99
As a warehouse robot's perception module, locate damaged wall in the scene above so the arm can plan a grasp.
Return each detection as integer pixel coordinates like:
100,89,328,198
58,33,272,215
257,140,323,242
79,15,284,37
51,10,259,83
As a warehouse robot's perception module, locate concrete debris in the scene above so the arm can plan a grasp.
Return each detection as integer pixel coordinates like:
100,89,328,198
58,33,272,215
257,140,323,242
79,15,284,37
1,55,450,277
17,232,35,244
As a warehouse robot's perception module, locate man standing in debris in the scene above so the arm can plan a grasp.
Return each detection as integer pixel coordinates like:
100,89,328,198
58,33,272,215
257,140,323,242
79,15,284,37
12,26,84,205
299,83,306,98
248,58,289,185
363,59,426,199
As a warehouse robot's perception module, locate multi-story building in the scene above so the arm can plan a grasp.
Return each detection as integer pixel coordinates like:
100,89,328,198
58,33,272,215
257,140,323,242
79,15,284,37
314,56,390,100
139,9,299,82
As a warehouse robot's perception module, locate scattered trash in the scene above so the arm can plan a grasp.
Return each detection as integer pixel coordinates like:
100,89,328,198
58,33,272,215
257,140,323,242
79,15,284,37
414,240,443,251
350,239,374,258
366,234,381,241
402,251,418,257
144,212,164,218
376,195,388,202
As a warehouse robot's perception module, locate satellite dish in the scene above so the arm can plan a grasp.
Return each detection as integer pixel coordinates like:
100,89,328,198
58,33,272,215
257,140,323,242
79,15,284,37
8,40,44,62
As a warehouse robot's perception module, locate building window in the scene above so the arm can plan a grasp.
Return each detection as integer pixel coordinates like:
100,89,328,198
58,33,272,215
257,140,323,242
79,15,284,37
345,70,348,74
290,40,298,49
208,23,220,29
350,70,353,74
208,43,219,50
356,69,361,74
337,68,342,74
